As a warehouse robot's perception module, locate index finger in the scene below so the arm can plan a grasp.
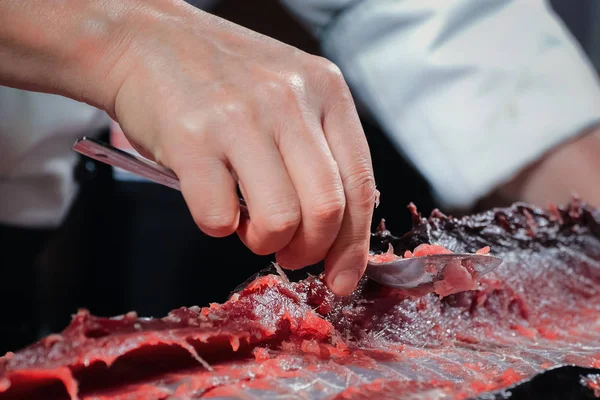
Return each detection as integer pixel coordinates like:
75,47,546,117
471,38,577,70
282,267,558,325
319,68,377,296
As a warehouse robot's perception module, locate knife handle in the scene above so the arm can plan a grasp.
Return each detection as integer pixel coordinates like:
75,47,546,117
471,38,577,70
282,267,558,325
73,136,250,219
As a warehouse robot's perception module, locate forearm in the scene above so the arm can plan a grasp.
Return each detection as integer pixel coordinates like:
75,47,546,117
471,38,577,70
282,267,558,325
493,124,600,208
0,0,186,114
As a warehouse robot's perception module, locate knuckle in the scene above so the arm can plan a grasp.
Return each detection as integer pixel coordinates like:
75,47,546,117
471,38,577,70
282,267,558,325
265,78,298,104
310,190,346,223
168,113,212,148
312,57,347,89
195,210,238,236
261,206,302,236
246,239,272,256
344,164,377,208
282,71,307,93
325,62,344,83
303,248,330,267
163,118,210,172
173,113,206,143
334,239,369,263
218,99,252,122
311,56,341,76
345,239,369,254
279,244,328,269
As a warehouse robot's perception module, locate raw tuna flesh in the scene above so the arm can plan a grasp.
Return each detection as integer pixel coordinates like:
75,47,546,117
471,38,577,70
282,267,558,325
368,242,491,297
1,199,600,399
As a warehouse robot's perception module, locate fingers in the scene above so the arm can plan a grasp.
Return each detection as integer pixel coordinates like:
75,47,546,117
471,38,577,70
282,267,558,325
231,130,302,256
274,113,346,270
317,63,377,296
177,156,241,238
156,54,373,298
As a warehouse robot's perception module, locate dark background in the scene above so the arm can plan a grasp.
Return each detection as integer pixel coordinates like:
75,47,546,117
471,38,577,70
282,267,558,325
23,0,600,340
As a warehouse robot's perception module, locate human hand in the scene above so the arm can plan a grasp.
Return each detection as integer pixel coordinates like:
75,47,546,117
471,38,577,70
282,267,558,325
96,1,376,295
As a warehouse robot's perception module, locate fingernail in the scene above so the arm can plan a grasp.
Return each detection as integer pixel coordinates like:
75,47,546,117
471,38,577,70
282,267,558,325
332,270,360,295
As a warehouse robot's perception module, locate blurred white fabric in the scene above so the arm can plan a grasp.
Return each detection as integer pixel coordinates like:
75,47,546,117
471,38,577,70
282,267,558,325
0,88,109,228
282,0,600,209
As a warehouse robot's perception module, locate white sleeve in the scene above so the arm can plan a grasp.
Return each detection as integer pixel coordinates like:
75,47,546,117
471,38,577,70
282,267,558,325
281,0,600,210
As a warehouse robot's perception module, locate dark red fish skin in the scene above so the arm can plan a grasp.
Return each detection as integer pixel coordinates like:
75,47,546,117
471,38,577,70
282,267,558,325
1,199,600,400
371,199,600,256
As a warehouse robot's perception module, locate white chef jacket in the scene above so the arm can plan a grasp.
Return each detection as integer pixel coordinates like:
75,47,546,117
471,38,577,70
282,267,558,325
0,89,110,228
282,0,600,208
1,0,600,229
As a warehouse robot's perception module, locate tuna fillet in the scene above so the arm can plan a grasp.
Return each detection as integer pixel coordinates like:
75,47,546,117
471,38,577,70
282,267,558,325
1,199,600,399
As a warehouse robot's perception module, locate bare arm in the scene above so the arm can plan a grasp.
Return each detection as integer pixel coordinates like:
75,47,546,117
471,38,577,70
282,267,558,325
0,0,137,112
0,0,377,295
487,125,600,208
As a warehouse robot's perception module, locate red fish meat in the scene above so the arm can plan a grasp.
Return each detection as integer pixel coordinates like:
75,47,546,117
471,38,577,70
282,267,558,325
1,199,600,399
368,242,492,297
